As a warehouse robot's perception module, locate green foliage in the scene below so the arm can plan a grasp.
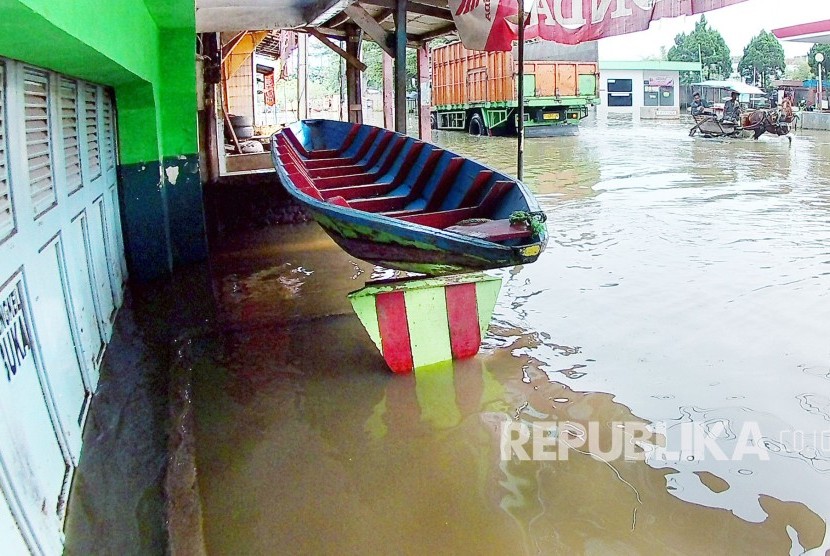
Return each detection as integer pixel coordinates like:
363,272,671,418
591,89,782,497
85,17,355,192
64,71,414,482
307,40,343,95
509,211,547,238
785,61,812,81
808,44,830,77
362,41,384,90
361,41,419,92
737,31,785,89
667,15,731,84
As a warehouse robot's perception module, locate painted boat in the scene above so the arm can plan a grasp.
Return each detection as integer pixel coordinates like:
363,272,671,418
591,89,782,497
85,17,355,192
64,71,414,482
271,119,548,276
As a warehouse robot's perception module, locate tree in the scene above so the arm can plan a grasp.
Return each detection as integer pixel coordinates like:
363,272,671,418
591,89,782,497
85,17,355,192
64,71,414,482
362,41,384,90
786,61,812,81
307,39,343,95
667,15,732,84
738,31,785,90
361,40,418,92
808,43,830,79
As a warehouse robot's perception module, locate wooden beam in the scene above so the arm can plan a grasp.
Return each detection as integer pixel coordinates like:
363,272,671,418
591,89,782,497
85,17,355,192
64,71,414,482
220,31,246,62
326,12,351,28
344,5,394,57
410,0,449,7
307,27,367,71
346,25,364,124
376,8,394,23
313,26,348,38
417,23,456,41
417,43,431,142
223,110,241,154
394,0,407,133
383,51,394,129
409,0,450,10
360,0,453,21
298,32,308,120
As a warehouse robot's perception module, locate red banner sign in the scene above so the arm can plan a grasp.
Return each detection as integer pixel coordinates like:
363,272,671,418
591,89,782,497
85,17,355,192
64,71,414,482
449,0,749,51
264,72,276,107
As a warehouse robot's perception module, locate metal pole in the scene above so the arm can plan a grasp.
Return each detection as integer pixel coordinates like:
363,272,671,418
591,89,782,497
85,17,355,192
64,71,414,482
819,63,823,111
393,0,408,133
516,0,525,181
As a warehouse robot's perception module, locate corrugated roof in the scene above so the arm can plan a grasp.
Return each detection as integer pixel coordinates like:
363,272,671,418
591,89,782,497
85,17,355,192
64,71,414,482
691,80,765,95
599,60,702,71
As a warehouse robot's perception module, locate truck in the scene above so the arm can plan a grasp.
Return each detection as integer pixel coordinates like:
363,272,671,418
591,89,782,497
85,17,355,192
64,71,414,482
430,41,600,137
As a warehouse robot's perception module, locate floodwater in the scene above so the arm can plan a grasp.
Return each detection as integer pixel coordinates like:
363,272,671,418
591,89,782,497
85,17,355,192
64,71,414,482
194,114,830,555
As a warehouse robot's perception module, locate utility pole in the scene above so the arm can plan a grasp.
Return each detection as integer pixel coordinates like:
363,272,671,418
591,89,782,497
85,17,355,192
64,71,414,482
517,0,525,181
817,52,825,111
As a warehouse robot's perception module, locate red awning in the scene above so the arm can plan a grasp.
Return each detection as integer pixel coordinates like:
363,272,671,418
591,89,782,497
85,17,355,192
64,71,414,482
449,0,749,51
773,19,830,44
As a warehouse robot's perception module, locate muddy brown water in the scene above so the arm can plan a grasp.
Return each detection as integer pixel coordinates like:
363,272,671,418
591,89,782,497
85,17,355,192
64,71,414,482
195,115,830,555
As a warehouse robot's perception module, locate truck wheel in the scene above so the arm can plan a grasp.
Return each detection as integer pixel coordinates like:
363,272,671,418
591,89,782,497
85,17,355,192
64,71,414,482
430,114,437,129
468,113,486,136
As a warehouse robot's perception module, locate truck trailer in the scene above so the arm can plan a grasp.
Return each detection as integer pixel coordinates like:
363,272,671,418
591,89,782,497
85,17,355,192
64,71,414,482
430,41,600,137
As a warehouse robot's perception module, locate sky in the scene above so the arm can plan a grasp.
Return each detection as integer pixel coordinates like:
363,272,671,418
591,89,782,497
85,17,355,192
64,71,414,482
598,0,830,61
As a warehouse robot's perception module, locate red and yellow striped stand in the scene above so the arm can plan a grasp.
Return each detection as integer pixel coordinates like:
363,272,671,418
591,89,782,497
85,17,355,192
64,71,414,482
348,273,502,373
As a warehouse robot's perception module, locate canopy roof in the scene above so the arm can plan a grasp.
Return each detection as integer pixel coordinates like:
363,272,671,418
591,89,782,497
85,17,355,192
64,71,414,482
691,80,765,95
196,0,458,43
772,19,830,44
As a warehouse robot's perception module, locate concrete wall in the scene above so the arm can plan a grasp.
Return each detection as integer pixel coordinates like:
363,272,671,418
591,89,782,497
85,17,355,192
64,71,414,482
0,0,207,282
801,111,830,131
227,57,255,121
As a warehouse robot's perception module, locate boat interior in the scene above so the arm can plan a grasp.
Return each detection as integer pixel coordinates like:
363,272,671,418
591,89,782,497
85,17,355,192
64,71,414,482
273,120,536,244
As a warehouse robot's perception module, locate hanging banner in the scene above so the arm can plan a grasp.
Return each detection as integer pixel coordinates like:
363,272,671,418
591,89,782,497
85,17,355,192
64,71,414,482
449,0,749,51
264,72,276,107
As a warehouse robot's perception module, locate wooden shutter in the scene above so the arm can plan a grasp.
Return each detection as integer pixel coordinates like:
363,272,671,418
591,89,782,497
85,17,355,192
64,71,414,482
85,83,100,178
103,91,114,170
61,78,82,194
25,68,55,216
0,64,12,239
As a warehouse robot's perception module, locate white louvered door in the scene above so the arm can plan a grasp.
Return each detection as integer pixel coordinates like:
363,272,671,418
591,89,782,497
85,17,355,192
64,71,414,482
0,65,13,242
0,57,125,555
61,78,82,196
24,68,55,218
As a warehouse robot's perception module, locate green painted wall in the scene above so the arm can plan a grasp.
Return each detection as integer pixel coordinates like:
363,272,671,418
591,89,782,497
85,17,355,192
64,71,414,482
0,0,206,280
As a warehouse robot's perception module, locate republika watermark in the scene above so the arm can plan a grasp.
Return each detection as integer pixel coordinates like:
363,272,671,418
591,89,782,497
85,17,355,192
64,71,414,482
499,420,792,462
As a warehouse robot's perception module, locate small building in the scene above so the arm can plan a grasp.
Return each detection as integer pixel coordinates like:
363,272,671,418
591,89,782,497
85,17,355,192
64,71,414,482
598,60,702,118
772,79,811,107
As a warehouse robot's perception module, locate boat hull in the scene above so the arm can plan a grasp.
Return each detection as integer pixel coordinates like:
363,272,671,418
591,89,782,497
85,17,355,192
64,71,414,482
273,120,547,276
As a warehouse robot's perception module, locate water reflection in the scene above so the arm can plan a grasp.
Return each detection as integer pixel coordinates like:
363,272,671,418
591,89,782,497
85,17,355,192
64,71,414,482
198,117,830,554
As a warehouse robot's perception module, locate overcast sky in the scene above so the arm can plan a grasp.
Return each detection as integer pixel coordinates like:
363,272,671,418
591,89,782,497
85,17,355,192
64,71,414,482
598,0,830,60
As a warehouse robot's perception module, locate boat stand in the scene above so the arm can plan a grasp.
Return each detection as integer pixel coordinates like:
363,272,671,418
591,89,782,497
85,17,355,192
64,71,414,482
348,273,502,373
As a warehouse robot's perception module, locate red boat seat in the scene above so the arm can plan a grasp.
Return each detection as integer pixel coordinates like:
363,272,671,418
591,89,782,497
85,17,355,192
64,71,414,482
299,186,324,200
445,219,532,241
326,196,350,207
283,124,360,160
392,180,516,230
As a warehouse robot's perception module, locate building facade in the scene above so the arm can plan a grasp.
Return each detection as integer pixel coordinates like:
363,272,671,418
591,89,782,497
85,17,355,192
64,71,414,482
0,1,205,553
598,61,702,119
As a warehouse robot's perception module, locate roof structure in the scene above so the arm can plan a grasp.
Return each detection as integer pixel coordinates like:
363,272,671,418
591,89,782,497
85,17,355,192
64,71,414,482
691,80,765,95
256,30,285,59
772,19,830,44
196,0,458,45
599,60,702,72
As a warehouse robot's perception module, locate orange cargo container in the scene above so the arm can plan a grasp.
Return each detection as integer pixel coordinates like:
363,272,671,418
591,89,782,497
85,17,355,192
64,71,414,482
430,41,599,137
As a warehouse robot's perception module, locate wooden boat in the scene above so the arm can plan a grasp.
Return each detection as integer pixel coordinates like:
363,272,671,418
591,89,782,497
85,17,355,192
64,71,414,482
271,119,548,276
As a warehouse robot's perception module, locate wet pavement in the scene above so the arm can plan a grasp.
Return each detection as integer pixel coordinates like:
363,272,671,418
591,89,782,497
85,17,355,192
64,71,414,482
186,114,830,555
